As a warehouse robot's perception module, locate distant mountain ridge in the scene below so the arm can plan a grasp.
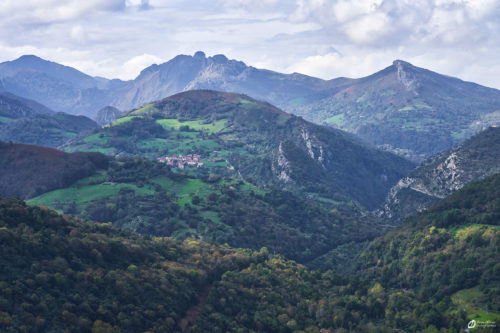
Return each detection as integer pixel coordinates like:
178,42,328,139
0,91,98,147
0,91,54,119
294,60,500,160
2,53,500,159
0,113,98,148
0,55,124,115
109,51,338,113
0,55,97,89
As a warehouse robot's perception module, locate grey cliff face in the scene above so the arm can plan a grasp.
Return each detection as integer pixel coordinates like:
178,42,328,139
94,106,122,126
378,127,500,222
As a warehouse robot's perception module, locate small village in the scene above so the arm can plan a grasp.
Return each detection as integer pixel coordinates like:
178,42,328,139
157,154,203,169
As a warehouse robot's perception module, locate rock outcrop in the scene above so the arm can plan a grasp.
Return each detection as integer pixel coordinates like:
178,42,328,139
94,106,122,126
378,127,500,222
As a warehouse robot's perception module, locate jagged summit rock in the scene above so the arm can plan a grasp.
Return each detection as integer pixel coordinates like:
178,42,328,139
392,59,420,91
2,53,500,160
193,50,206,59
392,59,413,66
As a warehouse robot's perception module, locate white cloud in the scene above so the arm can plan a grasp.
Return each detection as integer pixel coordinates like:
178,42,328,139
288,51,398,79
125,0,151,10
341,12,390,44
217,0,282,10
70,25,87,43
289,44,500,91
121,53,163,80
332,0,383,23
0,0,499,89
0,0,125,23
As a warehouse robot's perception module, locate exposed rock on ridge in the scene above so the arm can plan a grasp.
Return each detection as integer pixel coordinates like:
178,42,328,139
378,127,500,222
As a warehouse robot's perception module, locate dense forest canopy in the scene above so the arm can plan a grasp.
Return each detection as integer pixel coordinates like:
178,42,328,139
1,173,499,332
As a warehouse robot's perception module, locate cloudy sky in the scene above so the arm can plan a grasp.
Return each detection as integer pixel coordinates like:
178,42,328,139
0,0,499,88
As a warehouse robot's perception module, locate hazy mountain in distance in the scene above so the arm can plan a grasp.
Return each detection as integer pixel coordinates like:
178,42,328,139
0,55,97,88
110,51,341,112
0,52,346,118
0,113,98,148
94,106,122,125
293,60,500,160
379,126,500,222
2,53,500,160
0,90,97,147
0,55,122,115
0,91,54,119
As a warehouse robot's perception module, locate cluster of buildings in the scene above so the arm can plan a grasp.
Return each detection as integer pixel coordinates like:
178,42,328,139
157,154,203,169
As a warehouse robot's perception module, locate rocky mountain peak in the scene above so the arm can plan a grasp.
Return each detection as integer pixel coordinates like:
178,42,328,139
14,54,45,65
211,54,228,63
392,59,413,67
393,59,419,91
193,51,206,59
137,63,160,78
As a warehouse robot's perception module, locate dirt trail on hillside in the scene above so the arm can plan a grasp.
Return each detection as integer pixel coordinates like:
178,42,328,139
179,285,212,332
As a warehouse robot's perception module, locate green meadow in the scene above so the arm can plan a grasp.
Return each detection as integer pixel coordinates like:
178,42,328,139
452,287,500,322
0,116,14,123
325,113,345,125
151,176,211,207
28,183,155,209
156,118,227,133
110,115,143,126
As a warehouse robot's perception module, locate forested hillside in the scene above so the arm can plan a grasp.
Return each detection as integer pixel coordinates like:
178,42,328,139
0,197,264,332
26,155,380,264
2,172,499,332
0,113,98,148
350,173,500,330
64,90,413,210
0,142,108,199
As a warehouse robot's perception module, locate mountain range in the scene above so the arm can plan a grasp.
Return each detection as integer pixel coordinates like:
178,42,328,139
2,53,500,160
0,55,119,115
290,60,500,159
1,51,499,332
